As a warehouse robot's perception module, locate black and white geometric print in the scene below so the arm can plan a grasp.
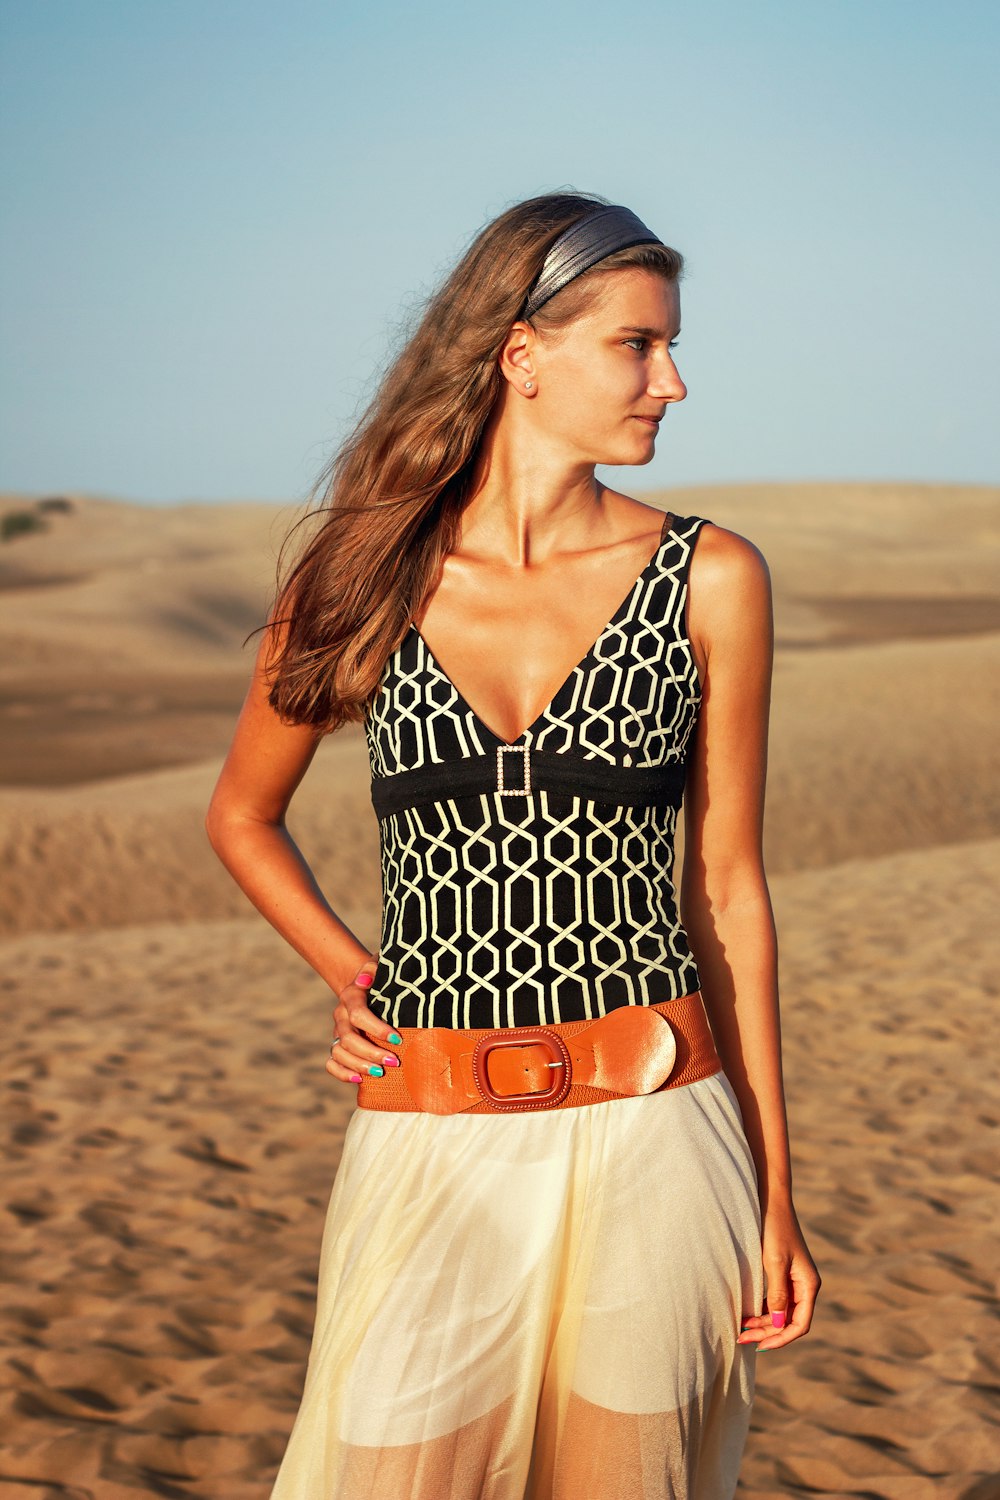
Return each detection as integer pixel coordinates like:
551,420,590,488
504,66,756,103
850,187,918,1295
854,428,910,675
362,513,711,1029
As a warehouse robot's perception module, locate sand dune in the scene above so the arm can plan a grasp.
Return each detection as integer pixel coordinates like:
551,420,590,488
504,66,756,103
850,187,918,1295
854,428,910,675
0,493,291,787
2,483,999,789
1,482,998,1497
2,837,997,1498
2,486,998,938
1,626,997,937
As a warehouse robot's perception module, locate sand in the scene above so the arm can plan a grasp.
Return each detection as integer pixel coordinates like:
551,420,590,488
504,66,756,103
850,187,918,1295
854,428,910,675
1,482,998,1498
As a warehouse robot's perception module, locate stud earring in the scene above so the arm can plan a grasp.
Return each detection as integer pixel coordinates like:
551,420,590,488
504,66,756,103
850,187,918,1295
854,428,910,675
524,381,533,390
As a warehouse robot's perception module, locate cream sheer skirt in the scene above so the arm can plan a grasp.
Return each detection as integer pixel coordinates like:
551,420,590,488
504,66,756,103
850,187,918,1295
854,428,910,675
268,1072,763,1500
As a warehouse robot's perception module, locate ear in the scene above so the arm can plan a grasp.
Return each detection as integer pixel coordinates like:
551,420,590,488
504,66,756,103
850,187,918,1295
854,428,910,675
498,319,537,393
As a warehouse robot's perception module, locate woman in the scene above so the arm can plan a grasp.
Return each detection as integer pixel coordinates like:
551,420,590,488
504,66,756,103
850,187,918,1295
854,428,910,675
206,190,821,1499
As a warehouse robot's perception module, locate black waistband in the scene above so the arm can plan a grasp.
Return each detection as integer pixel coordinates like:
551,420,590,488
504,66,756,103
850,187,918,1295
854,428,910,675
370,745,687,820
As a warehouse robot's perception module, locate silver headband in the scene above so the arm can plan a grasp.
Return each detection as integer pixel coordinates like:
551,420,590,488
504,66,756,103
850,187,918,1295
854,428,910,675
520,204,664,320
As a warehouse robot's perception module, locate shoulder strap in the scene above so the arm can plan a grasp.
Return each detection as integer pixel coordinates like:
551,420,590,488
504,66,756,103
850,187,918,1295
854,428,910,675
661,513,711,546
655,514,711,588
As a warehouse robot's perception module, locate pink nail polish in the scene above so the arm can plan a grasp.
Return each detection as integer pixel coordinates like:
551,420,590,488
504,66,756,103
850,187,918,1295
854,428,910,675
770,1311,786,1328
382,1055,400,1068
356,972,373,988
349,1073,362,1083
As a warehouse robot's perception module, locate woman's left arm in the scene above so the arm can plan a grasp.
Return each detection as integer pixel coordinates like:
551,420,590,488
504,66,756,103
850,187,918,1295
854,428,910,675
679,522,821,1350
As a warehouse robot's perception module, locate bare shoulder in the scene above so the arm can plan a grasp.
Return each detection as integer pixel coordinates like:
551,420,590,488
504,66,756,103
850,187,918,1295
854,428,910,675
691,518,770,587
688,520,773,667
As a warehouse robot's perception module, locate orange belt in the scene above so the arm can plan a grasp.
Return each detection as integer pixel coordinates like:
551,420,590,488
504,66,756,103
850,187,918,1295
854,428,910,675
356,991,722,1115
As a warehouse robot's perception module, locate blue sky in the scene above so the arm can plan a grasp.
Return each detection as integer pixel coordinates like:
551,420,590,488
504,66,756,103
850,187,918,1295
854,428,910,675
1,0,997,503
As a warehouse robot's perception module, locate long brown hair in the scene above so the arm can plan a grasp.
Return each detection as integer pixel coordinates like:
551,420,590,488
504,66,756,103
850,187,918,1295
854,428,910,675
255,189,684,733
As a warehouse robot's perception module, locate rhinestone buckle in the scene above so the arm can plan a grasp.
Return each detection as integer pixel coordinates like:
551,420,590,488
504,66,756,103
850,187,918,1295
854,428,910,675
496,743,531,796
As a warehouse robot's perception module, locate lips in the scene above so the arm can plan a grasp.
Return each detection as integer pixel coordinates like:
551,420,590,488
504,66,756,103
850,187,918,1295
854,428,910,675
633,416,661,427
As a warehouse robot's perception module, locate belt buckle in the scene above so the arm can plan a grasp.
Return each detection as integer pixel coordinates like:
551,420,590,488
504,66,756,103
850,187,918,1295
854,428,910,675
496,743,531,796
472,1026,572,1111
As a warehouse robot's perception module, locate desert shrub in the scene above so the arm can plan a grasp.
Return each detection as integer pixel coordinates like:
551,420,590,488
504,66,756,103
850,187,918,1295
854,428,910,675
1,509,49,542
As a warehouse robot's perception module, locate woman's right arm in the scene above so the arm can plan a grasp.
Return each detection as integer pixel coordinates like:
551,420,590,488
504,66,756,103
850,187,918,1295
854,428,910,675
204,612,400,1081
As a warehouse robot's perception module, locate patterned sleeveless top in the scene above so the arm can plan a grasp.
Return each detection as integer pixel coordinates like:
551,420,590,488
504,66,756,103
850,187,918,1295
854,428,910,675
363,511,710,1030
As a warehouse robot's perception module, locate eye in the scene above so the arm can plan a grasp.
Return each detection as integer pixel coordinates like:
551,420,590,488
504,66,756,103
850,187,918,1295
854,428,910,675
622,337,681,353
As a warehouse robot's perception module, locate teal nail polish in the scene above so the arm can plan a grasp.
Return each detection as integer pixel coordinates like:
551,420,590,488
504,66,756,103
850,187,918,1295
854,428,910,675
387,1031,402,1045
368,1064,384,1077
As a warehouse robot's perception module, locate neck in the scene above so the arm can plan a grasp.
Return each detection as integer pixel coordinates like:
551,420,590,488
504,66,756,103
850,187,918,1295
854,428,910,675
462,412,608,567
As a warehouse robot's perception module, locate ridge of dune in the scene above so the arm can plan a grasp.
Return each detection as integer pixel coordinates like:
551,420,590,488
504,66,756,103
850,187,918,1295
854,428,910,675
0,494,292,677
1,483,998,786
1,626,998,937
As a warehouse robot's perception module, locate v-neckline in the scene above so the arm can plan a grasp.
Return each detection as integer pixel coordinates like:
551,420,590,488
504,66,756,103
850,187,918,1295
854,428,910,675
410,513,677,748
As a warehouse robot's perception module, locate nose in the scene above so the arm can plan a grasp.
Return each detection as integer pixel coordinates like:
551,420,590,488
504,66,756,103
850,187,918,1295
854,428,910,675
648,351,687,403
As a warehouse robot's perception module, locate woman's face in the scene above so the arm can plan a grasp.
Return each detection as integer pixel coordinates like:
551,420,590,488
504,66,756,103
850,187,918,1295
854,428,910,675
526,268,686,467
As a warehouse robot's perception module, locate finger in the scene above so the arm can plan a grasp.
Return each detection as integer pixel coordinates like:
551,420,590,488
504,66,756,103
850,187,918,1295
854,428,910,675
739,1281,795,1348
329,963,403,1078
327,1024,395,1078
755,1271,822,1350
325,1052,364,1086
345,971,404,1066
764,1253,791,1332
772,1270,821,1344
736,1313,770,1343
